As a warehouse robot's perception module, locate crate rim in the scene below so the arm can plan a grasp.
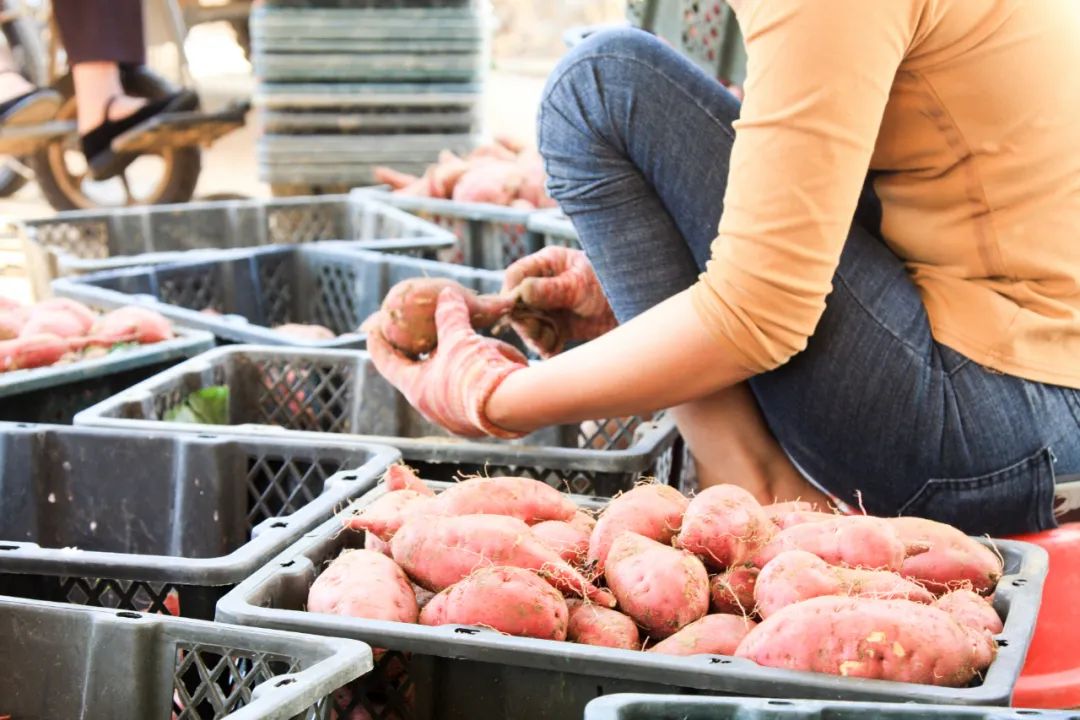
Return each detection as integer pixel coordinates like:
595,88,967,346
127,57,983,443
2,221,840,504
0,593,374,720
73,344,681,475
215,479,1048,708
0,421,400,584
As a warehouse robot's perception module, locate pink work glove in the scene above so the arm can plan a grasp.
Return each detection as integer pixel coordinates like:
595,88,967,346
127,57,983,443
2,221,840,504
503,246,618,358
364,286,528,439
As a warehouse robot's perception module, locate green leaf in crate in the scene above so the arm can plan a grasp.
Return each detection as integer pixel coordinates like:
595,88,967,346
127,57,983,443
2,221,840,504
164,386,230,425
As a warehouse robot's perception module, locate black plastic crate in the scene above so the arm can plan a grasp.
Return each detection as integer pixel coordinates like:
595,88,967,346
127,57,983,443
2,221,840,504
584,695,1077,719
0,595,372,720
215,480,1048,719
0,326,214,423
19,192,454,298
52,247,505,348
74,345,683,497
0,422,397,619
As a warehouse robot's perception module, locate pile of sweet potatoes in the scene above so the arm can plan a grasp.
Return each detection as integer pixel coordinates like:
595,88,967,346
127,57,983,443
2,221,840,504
0,296,175,373
374,137,558,210
310,467,1008,689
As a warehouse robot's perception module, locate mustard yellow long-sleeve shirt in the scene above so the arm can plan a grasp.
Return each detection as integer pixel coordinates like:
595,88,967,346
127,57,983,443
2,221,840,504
691,0,1080,388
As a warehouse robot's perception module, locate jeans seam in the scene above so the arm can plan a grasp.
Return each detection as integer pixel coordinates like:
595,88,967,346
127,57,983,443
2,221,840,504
541,50,737,144
832,269,925,359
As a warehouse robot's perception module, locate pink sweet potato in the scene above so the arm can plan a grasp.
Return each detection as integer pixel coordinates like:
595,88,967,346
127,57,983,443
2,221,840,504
710,566,759,615
0,333,69,371
90,306,173,344
20,308,87,338
604,532,709,639
566,599,640,650
419,566,568,641
568,510,596,534
452,160,525,205
427,475,577,524
754,549,935,618
762,501,837,530
35,298,95,331
391,513,615,607
735,596,994,686
888,517,1004,595
934,589,1003,635
273,323,336,341
383,464,435,497
676,485,774,569
377,277,514,357
374,165,419,191
587,483,689,572
752,516,908,571
365,532,393,558
344,489,432,541
531,520,590,566
0,308,27,340
647,614,756,657
307,549,418,624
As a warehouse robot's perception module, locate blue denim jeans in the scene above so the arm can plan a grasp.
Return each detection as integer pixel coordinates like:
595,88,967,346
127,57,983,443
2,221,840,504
537,28,1080,536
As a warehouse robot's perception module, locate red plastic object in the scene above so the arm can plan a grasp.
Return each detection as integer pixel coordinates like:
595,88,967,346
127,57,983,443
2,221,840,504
1011,522,1080,709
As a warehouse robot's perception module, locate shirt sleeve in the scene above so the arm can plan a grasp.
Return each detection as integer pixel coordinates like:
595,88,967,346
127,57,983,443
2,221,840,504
690,0,922,372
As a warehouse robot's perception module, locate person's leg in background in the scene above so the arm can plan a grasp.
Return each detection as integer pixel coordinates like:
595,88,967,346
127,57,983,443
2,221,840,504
538,28,825,505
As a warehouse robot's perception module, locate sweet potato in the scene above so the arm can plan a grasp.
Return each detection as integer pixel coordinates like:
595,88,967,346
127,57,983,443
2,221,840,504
565,599,640,650
383,464,435,497
934,589,1003,635
451,160,525,205
762,501,837,530
648,614,756,657
35,298,95,331
20,308,87,338
676,485,774,569
752,516,909,571
0,308,27,340
735,596,994,686
419,566,568,641
307,550,418,624
587,483,689,572
377,277,514,357
604,532,709,639
569,510,596,534
710,566,759,615
531,520,590,566
754,550,935,618
391,513,615,607
888,517,1003,595
427,475,577,524
273,323,335,341
0,333,69,371
344,489,432,542
374,165,420,190
365,532,393,558
90,306,174,344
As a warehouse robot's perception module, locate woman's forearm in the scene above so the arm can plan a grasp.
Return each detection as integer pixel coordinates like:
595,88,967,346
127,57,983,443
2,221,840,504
486,289,754,432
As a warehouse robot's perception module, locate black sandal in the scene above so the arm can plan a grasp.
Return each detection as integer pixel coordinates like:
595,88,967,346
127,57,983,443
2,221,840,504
0,74,61,128
80,90,200,181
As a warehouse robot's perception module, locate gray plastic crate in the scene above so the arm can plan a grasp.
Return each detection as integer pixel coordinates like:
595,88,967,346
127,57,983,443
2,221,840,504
526,208,580,250
0,595,372,720
74,345,683,496
627,0,747,85
255,82,483,111
363,189,545,270
19,193,454,297
52,247,504,348
584,695,1077,720
215,479,1048,719
0,325,214,423
0,422,398,619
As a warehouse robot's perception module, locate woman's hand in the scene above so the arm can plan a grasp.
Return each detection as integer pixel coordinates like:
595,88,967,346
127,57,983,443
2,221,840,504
364,286,528,438
502,246,618,357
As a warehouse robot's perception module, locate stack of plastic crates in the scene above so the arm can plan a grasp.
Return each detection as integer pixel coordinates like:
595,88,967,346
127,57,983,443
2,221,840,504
253,0,491,195
627,0,746,87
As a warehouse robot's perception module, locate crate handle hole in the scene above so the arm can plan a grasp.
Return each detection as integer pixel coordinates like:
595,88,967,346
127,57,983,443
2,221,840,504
14,423,31,428
116,611,142,620
274,678,296,687
997,639,1009,648
1012,578,1028,587
1015,712,1043,716
280,560,295,568
709,658,732,665
454,627,480,635
269,521,288,528
768,701,794,706
339,474,358,481
197,433,218,439
0,545,18,551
